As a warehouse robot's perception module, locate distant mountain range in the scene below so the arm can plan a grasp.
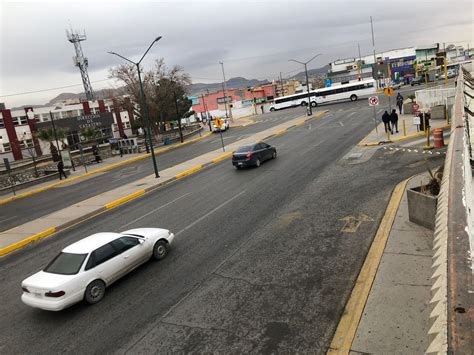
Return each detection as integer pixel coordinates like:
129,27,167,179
11,64,330,109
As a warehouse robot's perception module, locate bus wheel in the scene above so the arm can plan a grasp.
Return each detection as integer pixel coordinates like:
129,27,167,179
311,101,317,107
301,101,308,106
350,94,358,101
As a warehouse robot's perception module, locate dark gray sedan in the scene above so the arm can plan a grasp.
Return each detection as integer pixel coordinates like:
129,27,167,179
232,142,277,169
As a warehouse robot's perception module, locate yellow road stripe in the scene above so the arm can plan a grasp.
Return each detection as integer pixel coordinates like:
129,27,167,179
274,128,288,136
327,179,408,354
104,190,146,209
175,165,204,179
0,227,56,256
211,152,233,163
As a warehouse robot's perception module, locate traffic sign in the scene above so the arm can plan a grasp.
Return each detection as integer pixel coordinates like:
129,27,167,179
368,96,379,106
383,86,394,97
214,117,224,129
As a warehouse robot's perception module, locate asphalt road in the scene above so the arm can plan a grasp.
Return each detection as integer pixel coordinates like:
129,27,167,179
0,99,444,353
0,108,307,232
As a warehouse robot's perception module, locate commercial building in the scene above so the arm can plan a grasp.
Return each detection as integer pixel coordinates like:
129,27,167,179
0,98,135,162
192,83,275,119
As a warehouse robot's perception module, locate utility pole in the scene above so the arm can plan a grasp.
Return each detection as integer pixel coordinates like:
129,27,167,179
370,16,378,89
279,71,284,97
219,61,232,121
221,82,228,118
173,91,184,143
49,111,61,156
358,43,362,81
289,53,322,116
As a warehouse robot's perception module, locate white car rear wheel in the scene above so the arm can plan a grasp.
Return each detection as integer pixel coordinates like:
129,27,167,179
153,240,169,260
84,280,106,305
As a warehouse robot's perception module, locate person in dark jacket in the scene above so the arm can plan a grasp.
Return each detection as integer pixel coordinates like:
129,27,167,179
57,160,67,180
382,110,391,133
396,93,404,114
390,109,399,133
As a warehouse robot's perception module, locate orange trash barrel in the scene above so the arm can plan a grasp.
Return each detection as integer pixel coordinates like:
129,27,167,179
433,129,444,148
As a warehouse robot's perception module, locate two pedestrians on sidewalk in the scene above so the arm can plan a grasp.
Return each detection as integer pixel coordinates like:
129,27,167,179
382,110,399,135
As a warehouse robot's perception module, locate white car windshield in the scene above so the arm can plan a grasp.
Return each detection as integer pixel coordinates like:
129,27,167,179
44,252,87,275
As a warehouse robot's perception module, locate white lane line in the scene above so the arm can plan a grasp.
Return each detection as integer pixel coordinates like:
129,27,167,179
347,112,356,117
118,193,192,230
175,190,247,236
0,215,17,224
339,121,344,127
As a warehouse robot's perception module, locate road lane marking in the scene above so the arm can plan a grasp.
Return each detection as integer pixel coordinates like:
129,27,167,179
117,193,191,230
0,216,17,224
347,112,356,117
339,214,374,233
339,122,344,127
175,190,247,236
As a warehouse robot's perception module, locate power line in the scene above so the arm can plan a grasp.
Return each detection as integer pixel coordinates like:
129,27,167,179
0,78,113,98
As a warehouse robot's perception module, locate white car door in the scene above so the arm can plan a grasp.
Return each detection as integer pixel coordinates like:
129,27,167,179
86,243,125,284
113,237,149,272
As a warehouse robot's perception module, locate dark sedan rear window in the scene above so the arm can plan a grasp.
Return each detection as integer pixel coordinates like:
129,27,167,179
44,252,87,275
236,145,254,153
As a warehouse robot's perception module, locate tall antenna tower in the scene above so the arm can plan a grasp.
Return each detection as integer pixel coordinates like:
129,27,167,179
66,28,94,101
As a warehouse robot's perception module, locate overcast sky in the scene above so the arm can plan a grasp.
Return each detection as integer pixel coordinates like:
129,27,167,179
0,0,472,108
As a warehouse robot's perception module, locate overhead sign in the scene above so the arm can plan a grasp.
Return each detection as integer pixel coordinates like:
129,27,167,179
36,112,114,131
214,117,224,129
383,86,394,97
368,96,379,106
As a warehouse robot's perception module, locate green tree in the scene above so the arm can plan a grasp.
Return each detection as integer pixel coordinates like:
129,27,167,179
37,128,67,162
109,58,192,135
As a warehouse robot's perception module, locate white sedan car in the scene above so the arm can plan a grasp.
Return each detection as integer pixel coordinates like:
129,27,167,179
21,228,174,311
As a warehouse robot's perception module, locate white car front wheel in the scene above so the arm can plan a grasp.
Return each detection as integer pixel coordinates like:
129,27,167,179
153,240,169,260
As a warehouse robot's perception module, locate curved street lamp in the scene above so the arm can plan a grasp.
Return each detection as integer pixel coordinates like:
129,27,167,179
289,53,322,116
108,36,162,178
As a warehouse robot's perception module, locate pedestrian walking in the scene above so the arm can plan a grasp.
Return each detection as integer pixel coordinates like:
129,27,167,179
390,109,399,133
260,105,264,114
92,146,102,163
396,93,404,114
57,160,67,180
382,110,391,133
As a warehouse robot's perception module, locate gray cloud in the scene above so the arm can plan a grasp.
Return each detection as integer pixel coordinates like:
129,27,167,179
0,0,472,107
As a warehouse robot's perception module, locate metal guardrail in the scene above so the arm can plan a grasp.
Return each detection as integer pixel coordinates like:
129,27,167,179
428,65,474,353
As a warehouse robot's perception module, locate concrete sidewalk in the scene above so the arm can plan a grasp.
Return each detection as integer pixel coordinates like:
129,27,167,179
350,173,434,353
358,114,450,146
0,112,325,256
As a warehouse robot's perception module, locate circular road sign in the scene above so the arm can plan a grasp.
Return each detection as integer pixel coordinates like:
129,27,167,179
368,96,379,106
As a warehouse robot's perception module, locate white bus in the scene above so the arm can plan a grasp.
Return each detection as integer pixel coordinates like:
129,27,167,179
269,91,317,111
314,79,376,105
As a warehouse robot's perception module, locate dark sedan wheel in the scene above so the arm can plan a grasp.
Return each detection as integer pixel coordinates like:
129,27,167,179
153,240,169,260
255,159,261,167
272,151,277,159
84,280,106,305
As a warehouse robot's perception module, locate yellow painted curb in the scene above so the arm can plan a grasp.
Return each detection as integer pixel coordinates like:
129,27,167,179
274,128,288,136
211,152,233,163
175,165,204,179
327,178,408,354
0,227,56,256
104,190,146,209
0,132,211,206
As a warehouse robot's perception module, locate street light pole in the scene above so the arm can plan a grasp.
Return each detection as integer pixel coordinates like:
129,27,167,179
289,53,322,116
108,36,162,178
370,16,378,89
